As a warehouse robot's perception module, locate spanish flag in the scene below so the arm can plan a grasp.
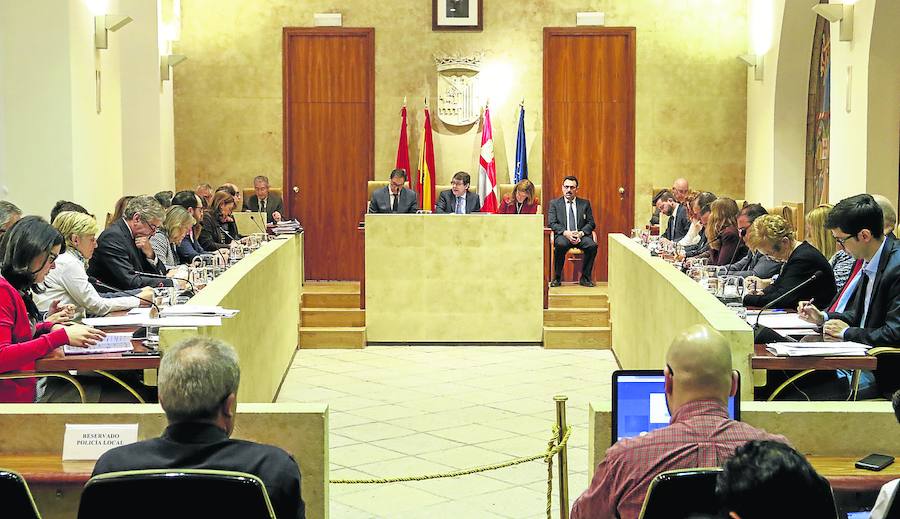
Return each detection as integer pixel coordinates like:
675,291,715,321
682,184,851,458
417,104,436,211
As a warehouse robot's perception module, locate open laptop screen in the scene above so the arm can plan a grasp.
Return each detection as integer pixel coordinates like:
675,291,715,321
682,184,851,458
611,369,740,444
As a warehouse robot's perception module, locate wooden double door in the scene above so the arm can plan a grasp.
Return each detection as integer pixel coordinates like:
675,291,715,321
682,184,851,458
283,28,374,280
543,27,636,281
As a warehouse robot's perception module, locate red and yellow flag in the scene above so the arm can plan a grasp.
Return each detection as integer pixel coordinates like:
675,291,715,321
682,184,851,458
417,105,436,211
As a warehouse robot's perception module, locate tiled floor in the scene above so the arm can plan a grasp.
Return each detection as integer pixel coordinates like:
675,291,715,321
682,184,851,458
276,346,618,518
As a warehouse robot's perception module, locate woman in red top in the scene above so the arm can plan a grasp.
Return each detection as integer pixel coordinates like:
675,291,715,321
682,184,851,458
0,216,105,402
497,179,539,214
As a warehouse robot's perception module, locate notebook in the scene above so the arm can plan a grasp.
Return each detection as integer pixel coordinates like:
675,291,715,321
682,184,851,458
611,369,740,443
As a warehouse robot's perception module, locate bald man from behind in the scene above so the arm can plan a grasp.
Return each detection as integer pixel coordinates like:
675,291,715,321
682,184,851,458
571,325,788,519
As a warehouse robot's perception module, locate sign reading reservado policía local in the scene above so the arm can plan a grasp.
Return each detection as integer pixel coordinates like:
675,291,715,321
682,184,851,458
62,424,139,461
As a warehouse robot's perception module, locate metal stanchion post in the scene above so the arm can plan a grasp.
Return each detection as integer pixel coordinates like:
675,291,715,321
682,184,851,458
554,395,570,519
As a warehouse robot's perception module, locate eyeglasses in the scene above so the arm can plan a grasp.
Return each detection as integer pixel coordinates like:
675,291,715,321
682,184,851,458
450,180,466,186
833,234,858,246
142,218,159,233
48,251,59,264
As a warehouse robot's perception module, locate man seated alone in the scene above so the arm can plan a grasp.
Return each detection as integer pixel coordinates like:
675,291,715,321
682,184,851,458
570,324,787,519
93,337,305,519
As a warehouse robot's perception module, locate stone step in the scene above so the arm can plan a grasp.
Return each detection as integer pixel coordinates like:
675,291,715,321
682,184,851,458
299,327,366,349
547,293,608,309
301,292,360,309
542,326,611,349
543,308,609,327
301,308,366,327
304,281,360,292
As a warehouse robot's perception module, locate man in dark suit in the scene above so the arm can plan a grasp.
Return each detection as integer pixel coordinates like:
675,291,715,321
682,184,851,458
93,336,305,519
548,175,597,287
88,195,173,291
799,194,900,396
654,189,690,242
435,171,481,214
243,175,284,223
369,169,418,214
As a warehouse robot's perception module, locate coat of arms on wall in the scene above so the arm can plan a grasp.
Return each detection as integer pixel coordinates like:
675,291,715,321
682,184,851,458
435,54,482,127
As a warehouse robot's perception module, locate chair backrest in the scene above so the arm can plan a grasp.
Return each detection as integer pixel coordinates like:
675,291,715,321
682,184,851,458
78,469,276,519
242,187,284,205
638,467,722,519
366,180,410,199
0,470,41,519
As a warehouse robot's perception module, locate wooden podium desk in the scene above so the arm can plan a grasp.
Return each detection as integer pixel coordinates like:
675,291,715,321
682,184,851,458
364,213,544,342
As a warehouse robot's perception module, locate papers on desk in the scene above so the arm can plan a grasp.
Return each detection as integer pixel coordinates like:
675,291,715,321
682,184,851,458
765,341,870,357
64,332,134,355
83,315,222,328
158,305,239,318
272,220,302,235
748,313,819,330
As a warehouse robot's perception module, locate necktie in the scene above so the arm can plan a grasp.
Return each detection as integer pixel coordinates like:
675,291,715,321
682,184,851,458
567,202,576,231
391,193,398,213
260,199,266,214
456,196,465,214
860,269,875,326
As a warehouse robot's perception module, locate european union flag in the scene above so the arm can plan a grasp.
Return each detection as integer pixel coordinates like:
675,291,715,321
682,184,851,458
513,104,528,183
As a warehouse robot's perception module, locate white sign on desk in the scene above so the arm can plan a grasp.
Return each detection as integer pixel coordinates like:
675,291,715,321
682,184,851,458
62,424,138,461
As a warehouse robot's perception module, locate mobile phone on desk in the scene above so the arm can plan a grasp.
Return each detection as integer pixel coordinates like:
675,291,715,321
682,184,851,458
855,453,894,471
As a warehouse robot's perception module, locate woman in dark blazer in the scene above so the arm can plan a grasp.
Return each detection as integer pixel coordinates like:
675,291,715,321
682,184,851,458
199,191,240,252
496,179,539,214
742,214,836,309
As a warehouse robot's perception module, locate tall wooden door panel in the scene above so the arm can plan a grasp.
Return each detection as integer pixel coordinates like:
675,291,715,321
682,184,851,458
283,28,374,280
543,28,635,282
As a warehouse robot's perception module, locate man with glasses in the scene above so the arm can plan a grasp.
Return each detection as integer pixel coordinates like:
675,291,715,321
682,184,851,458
0,200,22,234
435,171,481,214
798,193,900,397
672,177,690,204
722,203,783,279
88,195,174,291
369,169,418,214
93,336,305,519
571,325,787,519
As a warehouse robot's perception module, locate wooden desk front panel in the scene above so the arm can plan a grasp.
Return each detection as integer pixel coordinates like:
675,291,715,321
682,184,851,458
365,214,544,342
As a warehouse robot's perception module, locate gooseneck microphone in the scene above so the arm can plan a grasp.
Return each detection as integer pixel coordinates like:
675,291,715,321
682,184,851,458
132,271,196,293
88,276,160,317
752,270,824,330
249,214,267,236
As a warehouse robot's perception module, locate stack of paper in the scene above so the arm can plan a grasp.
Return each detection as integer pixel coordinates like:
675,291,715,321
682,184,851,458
64,332,134,355
765,341,869,357
272,220,302,235
159,305,239,318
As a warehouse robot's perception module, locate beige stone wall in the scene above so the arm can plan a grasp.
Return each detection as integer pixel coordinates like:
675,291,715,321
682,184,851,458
174,0,747,223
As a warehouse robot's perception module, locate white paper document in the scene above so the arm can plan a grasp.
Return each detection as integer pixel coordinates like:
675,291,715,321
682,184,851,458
749,313,819,330
159,305,239,318
64,332,134,355
83,315,222,328
765,341,869,357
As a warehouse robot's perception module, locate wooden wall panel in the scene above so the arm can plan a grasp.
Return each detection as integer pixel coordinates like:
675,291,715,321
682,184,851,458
543,28,636,281
283,28,374,280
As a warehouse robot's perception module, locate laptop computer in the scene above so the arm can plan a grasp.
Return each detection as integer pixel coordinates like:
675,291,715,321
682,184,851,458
233,211,268,236
611,369,740,444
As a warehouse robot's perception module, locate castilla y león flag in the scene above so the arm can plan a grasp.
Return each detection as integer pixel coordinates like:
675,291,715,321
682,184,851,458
477,106,499,213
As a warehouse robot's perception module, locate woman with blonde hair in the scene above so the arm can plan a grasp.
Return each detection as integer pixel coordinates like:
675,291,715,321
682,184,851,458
150,206,196,269
35,211,152,318
742,214,835,310
705,198,746,266
806,204,856,291
496,179,539,214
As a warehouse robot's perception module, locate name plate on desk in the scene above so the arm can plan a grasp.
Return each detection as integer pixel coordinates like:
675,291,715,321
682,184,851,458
62,424,138,460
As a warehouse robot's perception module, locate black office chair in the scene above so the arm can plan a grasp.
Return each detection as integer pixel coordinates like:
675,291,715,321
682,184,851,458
77,469,276,519
638,467,722,519
0,469,41,519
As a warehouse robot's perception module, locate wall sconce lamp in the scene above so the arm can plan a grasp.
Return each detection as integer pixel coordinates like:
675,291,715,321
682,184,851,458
738,54,764,81
94,15,133,49
160,54,187,81
812,3,853,42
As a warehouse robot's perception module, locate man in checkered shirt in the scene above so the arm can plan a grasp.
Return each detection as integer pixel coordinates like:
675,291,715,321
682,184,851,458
571,325,788,519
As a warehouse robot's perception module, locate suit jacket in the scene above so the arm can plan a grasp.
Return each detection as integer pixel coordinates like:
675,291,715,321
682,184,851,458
93,422,305,519
829,237,900,346
176,229,206,263
199,212,235,251
710,226,747,266
434,190,481,214
664,204,691,242
742,241,836,310
87,218,172,291
369,186,418,214
548,197,596,238
244,193,284,224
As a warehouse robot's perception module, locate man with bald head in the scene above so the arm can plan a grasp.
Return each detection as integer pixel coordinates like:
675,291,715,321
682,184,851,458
672,177,690,204
571,325,787,519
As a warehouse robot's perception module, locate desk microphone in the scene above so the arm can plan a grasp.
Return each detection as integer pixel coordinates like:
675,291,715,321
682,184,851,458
133,271,196,293
249,214,268,236
752,270,824,330
88,276,160,317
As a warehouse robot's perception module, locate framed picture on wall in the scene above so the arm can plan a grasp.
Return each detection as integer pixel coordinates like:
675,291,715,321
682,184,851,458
432,0,482,31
